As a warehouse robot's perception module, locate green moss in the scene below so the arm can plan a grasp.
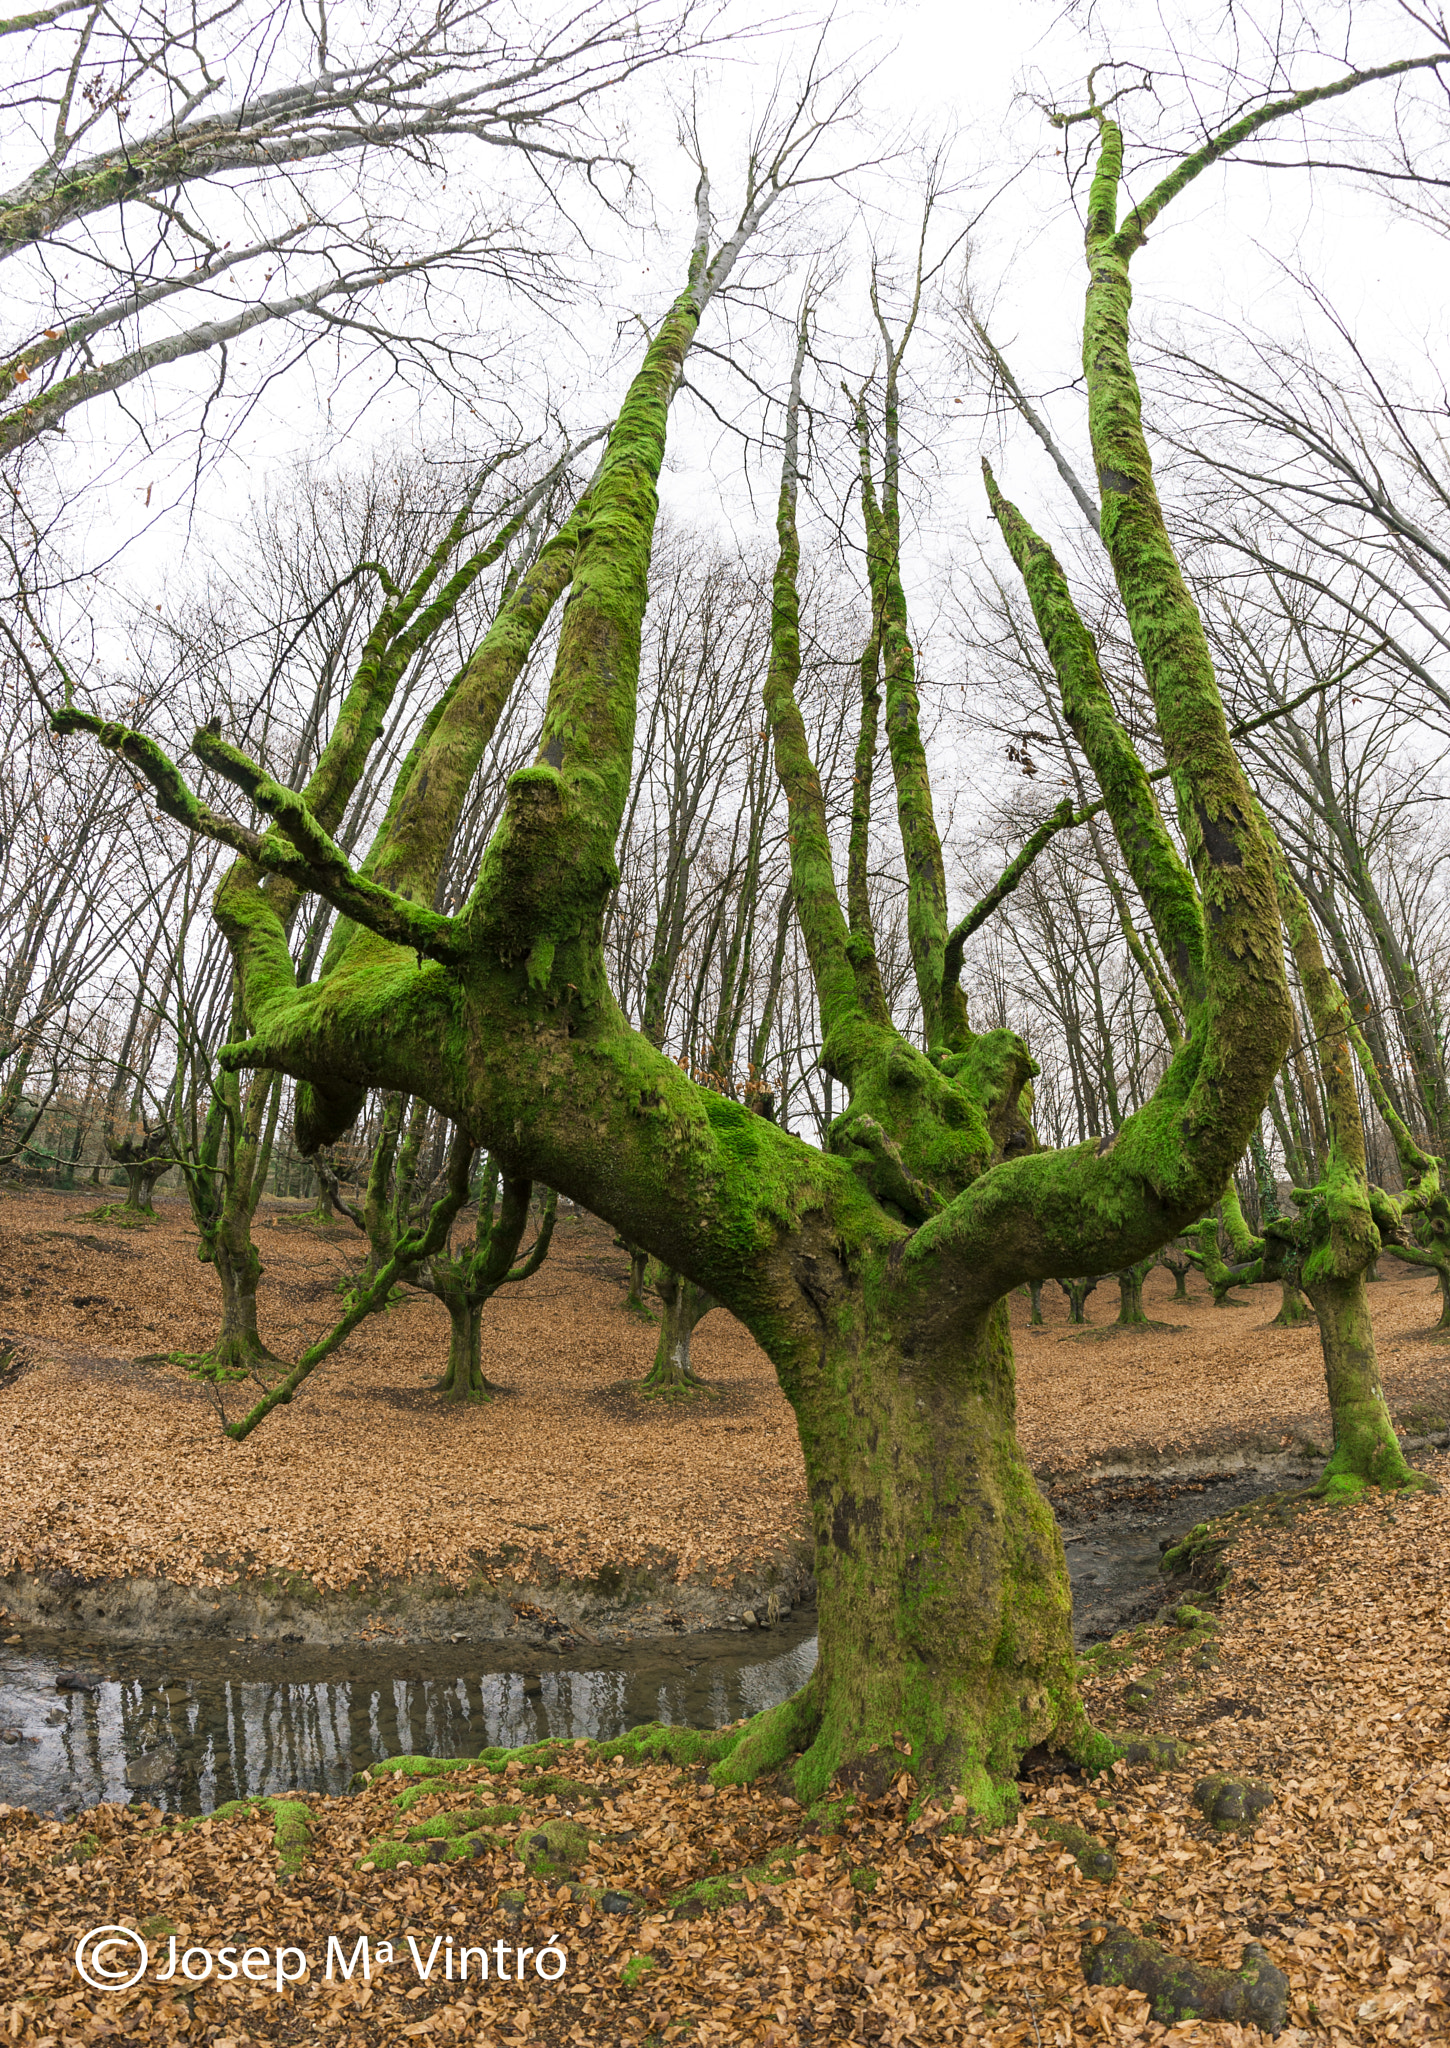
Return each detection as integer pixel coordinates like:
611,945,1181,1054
1029,1816,1117,1881
191,1797,313,1879
620,1955,656,1989
519,1817,592,1878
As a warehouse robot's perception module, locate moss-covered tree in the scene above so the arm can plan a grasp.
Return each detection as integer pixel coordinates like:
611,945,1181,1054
56,65,1442,1814
412,1166,557,1402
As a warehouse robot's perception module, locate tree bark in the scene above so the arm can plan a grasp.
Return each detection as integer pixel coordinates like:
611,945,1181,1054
1115,1260,1152,1326
641,1267,715,1395
723,1298,1091,1815
1058,1277,1098,1325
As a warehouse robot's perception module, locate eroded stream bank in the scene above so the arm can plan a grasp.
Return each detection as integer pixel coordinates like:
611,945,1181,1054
0,1451,1369,1816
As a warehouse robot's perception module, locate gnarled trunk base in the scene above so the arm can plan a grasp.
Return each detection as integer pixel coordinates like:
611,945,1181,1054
707,1302,1110,1820
1304,1272,1421,1495
433,1293,500,1403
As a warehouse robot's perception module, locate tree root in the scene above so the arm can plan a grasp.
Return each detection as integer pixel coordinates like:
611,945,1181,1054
1082,1924,1289,2035
138,1341,287,1386
68,1203,159,1229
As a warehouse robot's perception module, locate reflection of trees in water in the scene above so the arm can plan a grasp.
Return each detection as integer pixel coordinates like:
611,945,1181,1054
14,1639,818,1813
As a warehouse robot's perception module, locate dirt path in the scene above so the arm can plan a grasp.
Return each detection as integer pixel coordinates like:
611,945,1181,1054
2,1191,1448,1612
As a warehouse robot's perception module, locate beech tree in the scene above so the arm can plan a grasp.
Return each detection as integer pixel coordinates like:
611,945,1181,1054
1,0,718,462
51,53,1444,1816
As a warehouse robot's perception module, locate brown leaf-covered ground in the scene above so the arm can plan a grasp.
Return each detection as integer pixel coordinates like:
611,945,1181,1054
2,1457,1448,2044
2,1191,1450,1601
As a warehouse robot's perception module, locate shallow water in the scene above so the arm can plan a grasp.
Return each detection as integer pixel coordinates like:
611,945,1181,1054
0,1621,822,1816
0,1463,1310,1815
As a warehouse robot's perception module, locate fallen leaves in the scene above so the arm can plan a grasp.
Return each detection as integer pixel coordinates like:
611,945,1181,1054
0,1459,1447,2042
0,1199,807,1599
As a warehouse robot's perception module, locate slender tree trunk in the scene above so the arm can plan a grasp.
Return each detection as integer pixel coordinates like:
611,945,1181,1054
625,1243,650,1313
211,1218,271,1376
1027,1279,1044,1325
162,1072,283,1376
1300,1272,1408,1494
1270,855,1416,1492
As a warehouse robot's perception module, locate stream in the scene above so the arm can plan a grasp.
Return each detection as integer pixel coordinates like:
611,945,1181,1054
0,1459,1318,1815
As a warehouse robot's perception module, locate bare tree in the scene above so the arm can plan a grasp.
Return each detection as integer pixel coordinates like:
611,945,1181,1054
1,0,723,462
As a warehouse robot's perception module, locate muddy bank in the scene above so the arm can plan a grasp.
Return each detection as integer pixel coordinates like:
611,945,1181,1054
16,1431,1447,1652
0,1540,817,1650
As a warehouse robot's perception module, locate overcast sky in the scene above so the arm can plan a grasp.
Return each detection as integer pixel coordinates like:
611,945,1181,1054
18,0,1449,660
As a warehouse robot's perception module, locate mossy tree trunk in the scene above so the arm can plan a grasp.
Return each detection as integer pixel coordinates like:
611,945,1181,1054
1188,1215,1261,1306
104,1122,173,1215
421,1169,556,1403
1268,859,1418,1492
1160,1251,1192,1301
164,1067,288,1380
1058,1277,1099,1325
641,1264,715,1394
1272,1278,1314,1328
1027,1279,1045,1325
68,80,1436,1801
1115,1257,1153,1326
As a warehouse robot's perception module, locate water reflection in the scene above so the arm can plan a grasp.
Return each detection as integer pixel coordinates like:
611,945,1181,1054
0,1623,820,1816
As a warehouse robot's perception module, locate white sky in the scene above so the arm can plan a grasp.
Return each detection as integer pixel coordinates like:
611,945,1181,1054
20,0,1450,660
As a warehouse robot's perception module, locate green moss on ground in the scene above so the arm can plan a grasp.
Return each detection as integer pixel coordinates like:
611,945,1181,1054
184,1796,313,1880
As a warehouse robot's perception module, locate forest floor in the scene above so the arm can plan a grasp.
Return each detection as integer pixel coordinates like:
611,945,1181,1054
2,1188,1450,1614
1,1460,1448,2045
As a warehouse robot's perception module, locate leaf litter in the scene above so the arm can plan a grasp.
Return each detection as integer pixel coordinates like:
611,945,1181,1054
2,1191,1448,1602
2,1190,1450,2040
1,1458,1448,2042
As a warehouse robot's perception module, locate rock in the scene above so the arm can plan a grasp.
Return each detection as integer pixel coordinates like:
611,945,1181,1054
1082,1925,1289,2035
742,1609,757,1627
600,1891,634,1915
1124,1681,1156,1716
124,1750,179,1790
1171,1604,1217,1630
1029,1816,1117,1881
44,1709,66,1726
1193,1773,1276,1833
55,1669,103,1692
519,1818,591,1878
1122,1736,1193,1771
2,1633,21,1646
0,1727,21,1744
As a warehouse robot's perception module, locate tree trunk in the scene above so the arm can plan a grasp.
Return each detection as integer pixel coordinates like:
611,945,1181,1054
1436,1264,1450,1332
641,1267,715,1395
718,1301,1107,1818
121,1159,165,1214
435,1289,494,1402
626,1242,650,1313
1271,1280,1314,1328
1301,1272,1409,1496
208,1220,275,1379
1027,1280,1044,1325
1115,1264,1149,1326
1161,1257,1191,1302
1058,1277,1097,1325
